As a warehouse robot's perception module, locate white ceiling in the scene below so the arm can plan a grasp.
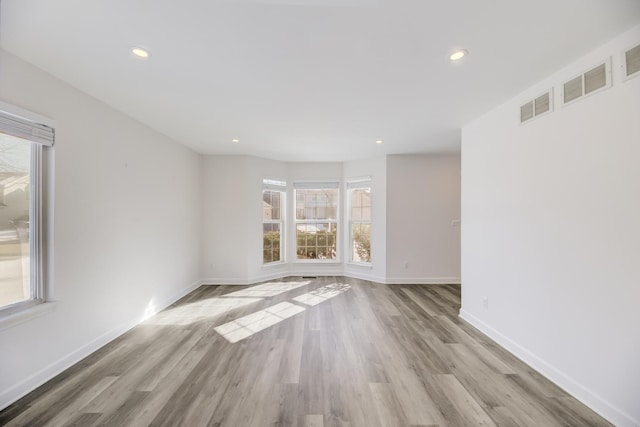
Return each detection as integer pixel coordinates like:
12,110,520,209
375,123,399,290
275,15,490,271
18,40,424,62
1,0,640,161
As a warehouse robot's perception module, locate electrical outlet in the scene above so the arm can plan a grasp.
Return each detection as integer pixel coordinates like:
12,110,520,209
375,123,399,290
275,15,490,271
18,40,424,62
482,297,489,310
403,261,409,269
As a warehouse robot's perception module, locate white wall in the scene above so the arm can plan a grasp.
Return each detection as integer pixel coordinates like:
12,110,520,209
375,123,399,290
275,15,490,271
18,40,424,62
201,154,459,285
344,156,387,283
201,155,250,283
461,25,640,427
386,154,461,283
0,50,202,409
202,157,396,283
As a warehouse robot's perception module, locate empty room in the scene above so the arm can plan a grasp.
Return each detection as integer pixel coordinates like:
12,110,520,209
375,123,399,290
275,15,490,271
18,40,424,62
1,0,639,426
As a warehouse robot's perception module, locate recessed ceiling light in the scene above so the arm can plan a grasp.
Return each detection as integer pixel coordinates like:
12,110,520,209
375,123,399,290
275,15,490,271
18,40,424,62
131,47,150,59
449,49,467,61
232,138,240,143
375,140,383,144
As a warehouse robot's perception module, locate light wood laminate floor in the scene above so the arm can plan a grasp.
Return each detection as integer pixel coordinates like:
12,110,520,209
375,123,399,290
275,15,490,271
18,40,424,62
0,277,612,426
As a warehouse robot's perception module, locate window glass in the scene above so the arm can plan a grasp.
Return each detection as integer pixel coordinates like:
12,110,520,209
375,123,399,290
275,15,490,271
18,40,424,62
263,186,285,264
0,134,32,308
294,188,338,260
348,186,371,263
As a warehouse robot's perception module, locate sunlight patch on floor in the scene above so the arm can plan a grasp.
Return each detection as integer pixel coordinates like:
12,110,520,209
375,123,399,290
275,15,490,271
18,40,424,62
214,301,306,343
223,280,310,298
293,282,351,306
145,297,263,325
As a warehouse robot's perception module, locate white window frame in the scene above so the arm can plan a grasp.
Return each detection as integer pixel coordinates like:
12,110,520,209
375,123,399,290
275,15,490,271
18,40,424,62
0,102,54,319
262,179,286,266
347,177,372,266
293,181,340,263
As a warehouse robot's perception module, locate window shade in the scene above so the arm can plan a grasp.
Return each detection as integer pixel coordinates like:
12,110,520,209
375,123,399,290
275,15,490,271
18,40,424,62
0,111,54,146
262,178,286,191
293,181,340,189
347,177,372,189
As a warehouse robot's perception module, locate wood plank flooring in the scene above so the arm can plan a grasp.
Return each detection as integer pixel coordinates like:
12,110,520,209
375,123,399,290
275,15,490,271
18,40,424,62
0,277,613,426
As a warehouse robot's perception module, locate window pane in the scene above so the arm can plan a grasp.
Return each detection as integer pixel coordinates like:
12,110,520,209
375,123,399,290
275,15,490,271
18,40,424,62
296,222,337,260
351,223,371,263
317,233,327,246
351,206,362,221
362,207,371,221
0,134,31,308
305,231,316,246
295,189,338,220
296,225,306,247
295,188,338,260
351,188,371,221
262,222,280,263
263,190,282,220
349,187,371,264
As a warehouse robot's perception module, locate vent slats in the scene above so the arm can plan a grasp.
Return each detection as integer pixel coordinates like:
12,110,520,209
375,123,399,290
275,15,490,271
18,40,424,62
563,76,583,103
625,44,640,78
584,63,606,94
562,58,610,105
520,102,534,123
516,44,635,127
534,93,550,116
519,89,552,124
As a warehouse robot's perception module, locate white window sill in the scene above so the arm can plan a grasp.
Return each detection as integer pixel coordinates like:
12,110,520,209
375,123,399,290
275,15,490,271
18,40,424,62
0,301,58,332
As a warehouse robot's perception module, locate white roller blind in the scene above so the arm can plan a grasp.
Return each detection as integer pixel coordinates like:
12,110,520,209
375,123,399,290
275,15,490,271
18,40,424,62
293,181,340,189
262,178,286,191
0,111,54,146
347,176,371,189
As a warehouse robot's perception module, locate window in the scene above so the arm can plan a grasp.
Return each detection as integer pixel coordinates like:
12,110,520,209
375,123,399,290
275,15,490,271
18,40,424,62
294,182,339,260
348,178,371,264
0,107,53,316
263,179,286,264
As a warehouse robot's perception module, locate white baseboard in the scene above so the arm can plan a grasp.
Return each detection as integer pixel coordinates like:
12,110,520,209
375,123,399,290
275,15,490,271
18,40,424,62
289,269,344,277
202,274,461,286
342,269,386,284
201,270,293,286
0,279,202,412
459,309,639,427
200,277,253,285
384,276,461,285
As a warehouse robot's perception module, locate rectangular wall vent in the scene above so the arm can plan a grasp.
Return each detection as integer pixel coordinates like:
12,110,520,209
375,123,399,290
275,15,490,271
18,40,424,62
562,58,611,106
519,89,553,124
584,63,607,94
623,42,640,81
534,92,550,116
520,102,534,123
563,76,582,103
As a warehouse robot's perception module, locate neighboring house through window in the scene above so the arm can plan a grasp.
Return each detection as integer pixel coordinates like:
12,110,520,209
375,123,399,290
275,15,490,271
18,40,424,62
0,107,53,316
